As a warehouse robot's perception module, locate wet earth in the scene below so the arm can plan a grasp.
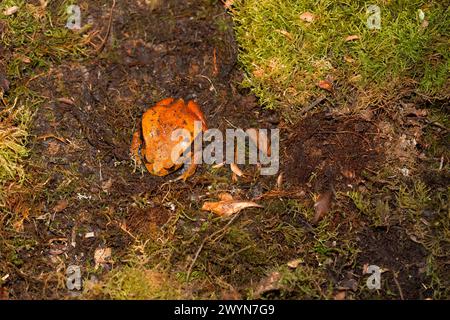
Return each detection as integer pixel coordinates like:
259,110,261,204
1,0,438,300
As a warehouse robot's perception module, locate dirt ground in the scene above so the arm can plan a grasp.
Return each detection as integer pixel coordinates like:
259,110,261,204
1,0,448,300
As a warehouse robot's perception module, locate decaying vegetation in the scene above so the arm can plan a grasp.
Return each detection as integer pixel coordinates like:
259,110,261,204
0,0,448,300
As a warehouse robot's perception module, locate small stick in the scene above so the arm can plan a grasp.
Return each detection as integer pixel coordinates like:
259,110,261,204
96,0,116,55
186,214,240,282
392,272,404,300
213,48,219,76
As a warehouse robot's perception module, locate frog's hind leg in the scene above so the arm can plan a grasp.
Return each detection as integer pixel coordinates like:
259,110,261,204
173,162,197,182
155,97,175,107
173,150,201,182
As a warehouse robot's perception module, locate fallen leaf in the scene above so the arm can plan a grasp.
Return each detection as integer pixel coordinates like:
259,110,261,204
0,73,10,93
254,272,282,298
52,199,68,213
276,29,293,40
0,287,9,300
39,0,48,9
3,6,19,16
420,19,429,29
287,258,303,269
218,192,233,201
299,12,315,23
202,199,263,217
212,162,225,169
17,55,31,64
312,191,333,224
57,97,75,105
94,247,111,268
223,0,235,9
230,163,244,177
253,68,265,78
362,263,369,274
344,55,355,63
101,178,113,192
334,290,346,300
318,80,333,92
345,35,360,42
276,173,283,190
341,169,355,179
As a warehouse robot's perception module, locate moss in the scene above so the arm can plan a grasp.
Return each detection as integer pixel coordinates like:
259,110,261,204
87,266,182,300
232,0,449,115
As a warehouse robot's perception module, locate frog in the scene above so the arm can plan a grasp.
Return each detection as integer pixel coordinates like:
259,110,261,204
130,97,208,181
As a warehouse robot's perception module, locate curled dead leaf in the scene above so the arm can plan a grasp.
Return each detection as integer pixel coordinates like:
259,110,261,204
218,192,233,201
57,97,75,105
94,247,111,269
202,199,263,217
53,199,68,213
276,29,293,40
318,80,333,92
344,55,355,63
3,6,19,16
312,191,333,224
287,258,303,269
345,35,360,42
223,0,235,9
299,12,315,23
276,173,283,190
334,290,346,300
254,271,281,298
212,162,225,169
230,163,244,177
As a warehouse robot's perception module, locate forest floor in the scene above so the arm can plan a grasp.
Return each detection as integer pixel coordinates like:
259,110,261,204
0,0,448,299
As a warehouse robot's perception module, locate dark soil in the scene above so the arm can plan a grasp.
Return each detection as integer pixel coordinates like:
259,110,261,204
1,0,441,300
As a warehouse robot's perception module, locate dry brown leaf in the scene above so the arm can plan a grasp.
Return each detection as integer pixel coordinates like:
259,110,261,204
223,0,235,9
39,0,48,9
287,258,303,269
218,192,233,201
253,68,265,78
344,55,355,63
202,199,263,217
345,35,360,42
101,178,113,192
94,247,111,268
57,97,75,105
312,191,333,224
276,29,293,40
254,272,282,298
421,20,429,29
212,162,225,169
47,141,61,155
230,163,244,177
3,6,19,16
299,12,315,23
0,287,9,300
276,173,283,190
334,290,346,300
52,199,68,213
318,80,333,92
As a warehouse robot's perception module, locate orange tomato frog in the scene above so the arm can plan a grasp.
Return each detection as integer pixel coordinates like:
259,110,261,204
130,98,208,181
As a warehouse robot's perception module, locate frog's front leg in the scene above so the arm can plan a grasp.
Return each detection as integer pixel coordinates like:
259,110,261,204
130,130,143,165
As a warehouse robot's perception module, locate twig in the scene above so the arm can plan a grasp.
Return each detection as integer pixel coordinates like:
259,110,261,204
299,96,326,115
392,272,404,300
186,214,240,282
96,0,116,55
